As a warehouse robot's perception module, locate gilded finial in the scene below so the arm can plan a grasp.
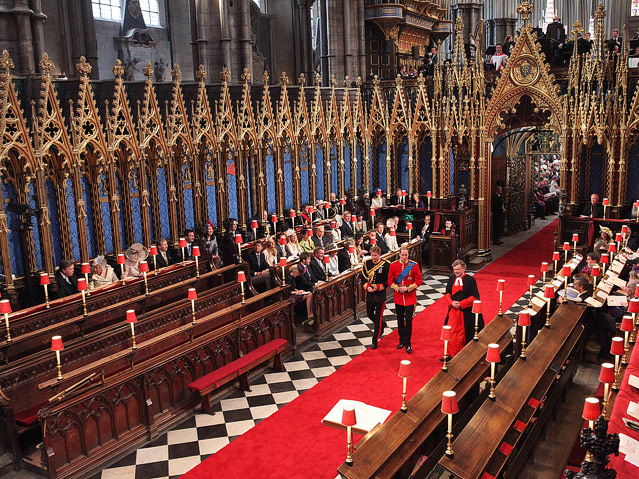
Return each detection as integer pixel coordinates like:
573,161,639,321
1,50,14,76
344,75,350,88
572,20,584,38
76,56,92,76
143,62,154,80
298,73,306,86
517,0,534,23
40,53,55,77
373,75,380,87
196,64,206,81
280,72,289,86
171,64,181,82
220,67,231,83
417,73,425,85
113,59,124,78
241,67,251,84
263,70,270,85
455,16,464,32
595,2,606,20
330,74,336,87
396,74,403,86
356,76,362,87
314,73,321,86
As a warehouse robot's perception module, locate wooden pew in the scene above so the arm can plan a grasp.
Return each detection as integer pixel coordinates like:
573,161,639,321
419,303,586,479
0,262,243,364
336,314,514,479
428,234,457,272
36,296,295,479
311,240,422,340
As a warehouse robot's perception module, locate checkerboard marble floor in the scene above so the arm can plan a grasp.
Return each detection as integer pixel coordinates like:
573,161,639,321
94,272,537,479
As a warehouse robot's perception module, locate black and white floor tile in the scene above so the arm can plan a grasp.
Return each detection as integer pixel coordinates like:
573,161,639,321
95,271,542,479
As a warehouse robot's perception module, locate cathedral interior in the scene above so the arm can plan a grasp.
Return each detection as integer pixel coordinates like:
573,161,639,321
2,1,639,479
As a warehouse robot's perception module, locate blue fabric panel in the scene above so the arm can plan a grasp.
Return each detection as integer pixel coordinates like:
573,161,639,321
419,140,432,194
356,143,363,194
627,144,639,203
129,173,142,244
156,167,170,238
449,150,455,195
47,180,63,266
2,180,23,275
300,144,310,204
99,173,113,253
399,139,409,192
81,176,96,258
183,164,194,230
66,180,80,260
316,145,324,200
369,144,375,193
227,152,238,220
115,172,126,249
344,144,351,193
330,144,338,196
265,147,276,213
28,182,42,270
378,141,387,191
146,174,155,242
204,159,218,227
589,144,603,196
245,156,252,215
284,145,294,210
458,169,470,195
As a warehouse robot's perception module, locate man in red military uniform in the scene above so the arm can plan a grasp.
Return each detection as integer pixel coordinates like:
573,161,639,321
444,259,482,357
388,246,423,354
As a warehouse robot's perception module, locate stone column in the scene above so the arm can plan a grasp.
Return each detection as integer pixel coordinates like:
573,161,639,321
239,0,253,76
14,0,36,74
319,0,329,85
342,0,353,77
452,1,484,44
30,0,48,74
220,0,232,73
78,0,99,78
357,0,366,78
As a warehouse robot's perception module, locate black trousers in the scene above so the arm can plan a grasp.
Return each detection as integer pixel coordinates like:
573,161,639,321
396,304,415,346
367,300,386,346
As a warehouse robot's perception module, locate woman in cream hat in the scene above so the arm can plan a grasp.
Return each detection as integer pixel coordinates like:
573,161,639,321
90,255,118,289
123,243,149,279
594,227,613,253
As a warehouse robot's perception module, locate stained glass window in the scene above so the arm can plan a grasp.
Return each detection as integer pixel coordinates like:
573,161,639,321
633,0,639,17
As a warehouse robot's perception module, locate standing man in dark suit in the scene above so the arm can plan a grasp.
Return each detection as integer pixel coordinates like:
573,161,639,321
608,29,622,53
155,238,175,268
55,260,79,298
309,246,327,282
248,241,271,292
361,246,390,349
374,222,390,254
547,16,566,44
492,185,505,245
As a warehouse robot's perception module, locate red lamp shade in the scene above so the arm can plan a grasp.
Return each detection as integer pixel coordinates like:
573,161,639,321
398,359,412,378
441,325,453,341
306,229,313,238
192,246,200,257
279,236,287,246
472,300,482,314
279,257,287,267
600,254,609,264
126,309,137,323
635,284,639,298
309,206,314,213
179,237,187,248
541,262,549,273
237,271,246,283
81,262,90,274
561,265,572,277
615,233,623,243
441,391,459,415
602,198,609,206
188,288,197,300
348,245,355,254
235,234,243,244
518,311,531,327
572,233,579,242
370,208,376,217
621,315,634,332
622,225,629,235
628,298,639,314
289,210,296,218
406,222,413,230
340,198,345,205
402,190,407,197
77,278,87,291
552,251,560,261
331,221,336,229
117,253,126,264
376,189,382,196
40,273,50,286
251,220,259,229
342,405,357,426
271,214,278,223
582,397,600,421
611,337,625,356
150,245,158,256
370,237,377,245
544,285,555,299
599,363,615,384
0,299,11,314
486,343,501,363
51,335,64,351
496,279,505,292
563,242,570,251
427,191,432,198
591,265,600,277
139,261,149,273
390,230,396,237
323,254,330,264
527,275,536,286
608,242,616,253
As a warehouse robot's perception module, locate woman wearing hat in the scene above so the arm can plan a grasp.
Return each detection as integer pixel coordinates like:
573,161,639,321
285,229,303,258
594,227,613,253
90,255,118,289
123,243,149,279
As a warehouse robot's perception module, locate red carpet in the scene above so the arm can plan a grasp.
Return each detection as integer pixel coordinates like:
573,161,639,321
181,220,558,479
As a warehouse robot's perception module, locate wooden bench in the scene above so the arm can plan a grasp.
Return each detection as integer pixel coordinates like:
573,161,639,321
189,338,288,414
